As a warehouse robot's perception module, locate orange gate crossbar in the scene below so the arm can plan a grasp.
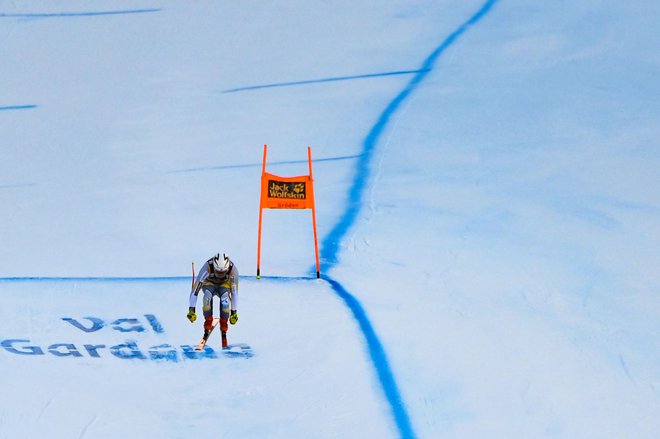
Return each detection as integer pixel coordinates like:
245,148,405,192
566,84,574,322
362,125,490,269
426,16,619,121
257,144,320,279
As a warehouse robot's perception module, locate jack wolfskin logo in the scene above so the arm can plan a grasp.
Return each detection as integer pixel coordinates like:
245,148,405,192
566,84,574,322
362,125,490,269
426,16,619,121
268,180,306,199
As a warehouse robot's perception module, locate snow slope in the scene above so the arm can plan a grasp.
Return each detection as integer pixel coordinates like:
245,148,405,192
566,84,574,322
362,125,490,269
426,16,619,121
2,0,660,438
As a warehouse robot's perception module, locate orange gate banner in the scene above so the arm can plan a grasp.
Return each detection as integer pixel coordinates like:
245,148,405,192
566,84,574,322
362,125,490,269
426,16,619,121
257,144,320,278
260,172,314,210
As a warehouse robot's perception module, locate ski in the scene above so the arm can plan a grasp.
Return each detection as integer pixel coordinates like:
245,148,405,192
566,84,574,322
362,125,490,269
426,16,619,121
195,318,220,350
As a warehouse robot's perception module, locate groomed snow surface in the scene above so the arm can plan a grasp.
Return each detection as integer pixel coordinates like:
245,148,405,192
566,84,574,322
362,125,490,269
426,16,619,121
2,1,659,438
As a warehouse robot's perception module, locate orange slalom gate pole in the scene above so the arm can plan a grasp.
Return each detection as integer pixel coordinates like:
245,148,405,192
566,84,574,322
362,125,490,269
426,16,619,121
257,144,320,278
256,144,268,278
308,146,321,278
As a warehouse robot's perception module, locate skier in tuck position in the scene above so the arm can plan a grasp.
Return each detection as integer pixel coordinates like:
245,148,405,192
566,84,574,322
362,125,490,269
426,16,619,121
187,253,239,349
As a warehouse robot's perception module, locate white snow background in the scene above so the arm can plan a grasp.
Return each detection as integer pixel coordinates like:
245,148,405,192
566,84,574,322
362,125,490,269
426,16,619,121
1,0,659,438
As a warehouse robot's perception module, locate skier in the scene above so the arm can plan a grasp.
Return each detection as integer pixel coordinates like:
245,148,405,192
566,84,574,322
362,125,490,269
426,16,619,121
187,253,239,348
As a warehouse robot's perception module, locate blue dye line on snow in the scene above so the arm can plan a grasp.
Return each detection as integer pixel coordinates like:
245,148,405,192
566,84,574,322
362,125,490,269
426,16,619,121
0,183,36,190
0,276,188,283
323,276,417,438
0,9,161,19
0,275,317,283
322,0,500,267
168,154,362,174
0,105,37,111
319,1,499,438
222,69,429,93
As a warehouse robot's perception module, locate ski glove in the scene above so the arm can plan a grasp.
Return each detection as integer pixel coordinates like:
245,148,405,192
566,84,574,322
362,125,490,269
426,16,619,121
187,307,197,323
229,310,238,325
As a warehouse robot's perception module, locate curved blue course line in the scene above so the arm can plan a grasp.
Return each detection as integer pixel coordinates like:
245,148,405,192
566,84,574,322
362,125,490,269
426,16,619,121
320,1,499,438
322,0,499,266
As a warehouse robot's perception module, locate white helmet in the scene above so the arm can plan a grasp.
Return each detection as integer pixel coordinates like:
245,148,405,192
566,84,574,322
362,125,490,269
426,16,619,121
211,253,231,275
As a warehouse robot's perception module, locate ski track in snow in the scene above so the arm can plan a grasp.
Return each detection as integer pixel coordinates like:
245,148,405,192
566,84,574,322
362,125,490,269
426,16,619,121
78,415,98,439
